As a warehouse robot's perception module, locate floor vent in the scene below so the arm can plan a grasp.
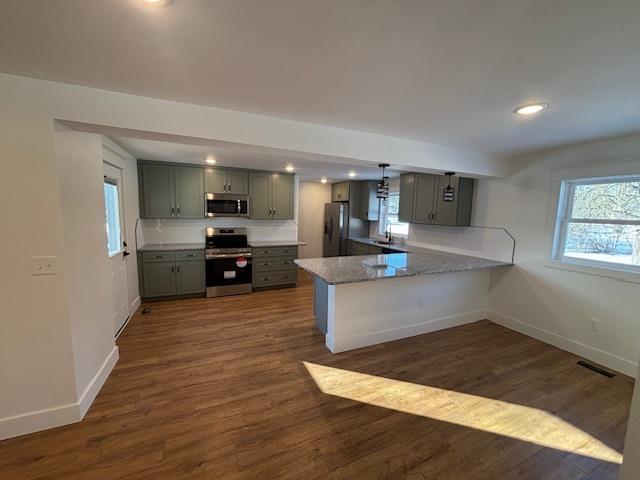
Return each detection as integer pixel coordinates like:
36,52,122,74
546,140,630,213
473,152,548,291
577,360,615,378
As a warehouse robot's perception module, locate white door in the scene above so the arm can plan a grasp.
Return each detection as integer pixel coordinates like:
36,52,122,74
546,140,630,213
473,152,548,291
103,162,130,336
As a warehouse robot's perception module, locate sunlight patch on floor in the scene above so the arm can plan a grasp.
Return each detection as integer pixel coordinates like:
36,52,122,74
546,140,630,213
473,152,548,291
303,361,622,464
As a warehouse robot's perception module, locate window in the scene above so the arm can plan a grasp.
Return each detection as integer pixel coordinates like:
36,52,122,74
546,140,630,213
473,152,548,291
553,176,640,272
104,179,122,257
379,193,409,236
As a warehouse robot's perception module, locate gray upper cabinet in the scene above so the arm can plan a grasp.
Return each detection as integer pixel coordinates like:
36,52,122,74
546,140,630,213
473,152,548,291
227,170,249,194
398,174,415,223
141,163,175,219
205,167,248,194
412,174,437,224
331,182,350,202
204,168,226,193
271,174,294,220
248,172,272,219
249,172,294,220
398,172,474,226
174,166,204,218
358,181,380,221
140,162,204,219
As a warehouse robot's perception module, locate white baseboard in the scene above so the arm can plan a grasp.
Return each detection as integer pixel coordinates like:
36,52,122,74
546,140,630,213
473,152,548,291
0,346,119,441
78,346,119,417
131,295,141,315
487,310,638,377
328,310,486,353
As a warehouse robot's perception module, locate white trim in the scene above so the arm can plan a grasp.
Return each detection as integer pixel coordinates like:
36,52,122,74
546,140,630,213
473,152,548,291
77,346,119,417
487,310,637,377
543,261,640,284
0,403,81,441
131,295,141,315
327,310,486,353
0,347,119,440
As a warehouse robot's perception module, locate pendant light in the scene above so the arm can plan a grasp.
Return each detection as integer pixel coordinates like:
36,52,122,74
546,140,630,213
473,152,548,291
442,172,456,202
377,163,390,201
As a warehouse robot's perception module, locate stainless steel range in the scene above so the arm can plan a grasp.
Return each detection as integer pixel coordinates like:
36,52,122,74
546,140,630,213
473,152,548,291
205,227,252,297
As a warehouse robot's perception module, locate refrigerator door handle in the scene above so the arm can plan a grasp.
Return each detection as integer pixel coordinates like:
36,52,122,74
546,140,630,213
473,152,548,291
329,217,334,242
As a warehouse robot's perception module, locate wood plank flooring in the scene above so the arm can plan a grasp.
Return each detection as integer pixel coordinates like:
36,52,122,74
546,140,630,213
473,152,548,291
0,271,634,479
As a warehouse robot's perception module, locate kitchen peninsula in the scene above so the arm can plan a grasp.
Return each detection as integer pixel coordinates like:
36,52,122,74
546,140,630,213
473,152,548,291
295,249,510,353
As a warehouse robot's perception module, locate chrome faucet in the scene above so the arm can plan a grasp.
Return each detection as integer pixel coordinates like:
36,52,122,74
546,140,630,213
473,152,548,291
384,220,393,244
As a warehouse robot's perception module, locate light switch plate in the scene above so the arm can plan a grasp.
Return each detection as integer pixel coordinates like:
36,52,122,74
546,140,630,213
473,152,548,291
31,256,59,275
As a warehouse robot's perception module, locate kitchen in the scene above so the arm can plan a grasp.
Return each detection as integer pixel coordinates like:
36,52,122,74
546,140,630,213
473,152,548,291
2,1,640,479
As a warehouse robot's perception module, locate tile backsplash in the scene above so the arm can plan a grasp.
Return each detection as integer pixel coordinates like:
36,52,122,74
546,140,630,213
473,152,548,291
140,218,298,245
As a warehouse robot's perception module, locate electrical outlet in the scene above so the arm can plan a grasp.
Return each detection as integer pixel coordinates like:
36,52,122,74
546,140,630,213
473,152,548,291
419,298,426,310
587,317,600,333
31,256,59,275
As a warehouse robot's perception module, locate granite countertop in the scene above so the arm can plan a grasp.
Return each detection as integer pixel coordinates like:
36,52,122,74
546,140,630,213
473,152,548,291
138,243,205,252
295,250,510,285
249,240,307,247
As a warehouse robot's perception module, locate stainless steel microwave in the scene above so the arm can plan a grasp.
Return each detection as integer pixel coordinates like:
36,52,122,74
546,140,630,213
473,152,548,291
206,193,249,217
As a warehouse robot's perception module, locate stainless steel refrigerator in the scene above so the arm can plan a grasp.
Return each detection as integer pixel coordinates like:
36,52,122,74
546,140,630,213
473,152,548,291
322,202,369,256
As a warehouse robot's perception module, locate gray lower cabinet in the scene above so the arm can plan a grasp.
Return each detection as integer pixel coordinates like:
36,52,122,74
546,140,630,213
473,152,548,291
142,262,177,297
140,250,205,299
248,172,294,220
140,162,205,219
252,246,298,289
204,167,249,194
398,172,474,226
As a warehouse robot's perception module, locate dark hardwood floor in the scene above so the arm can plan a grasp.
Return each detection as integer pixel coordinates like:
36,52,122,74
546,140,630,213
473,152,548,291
0,271,634,479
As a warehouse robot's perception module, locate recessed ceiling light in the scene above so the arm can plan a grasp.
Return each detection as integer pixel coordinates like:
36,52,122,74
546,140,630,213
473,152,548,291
348,171,357,178
514,103,549,115
321,177,328,184
143,0,172,6
205,155,216,164
285,165,294,172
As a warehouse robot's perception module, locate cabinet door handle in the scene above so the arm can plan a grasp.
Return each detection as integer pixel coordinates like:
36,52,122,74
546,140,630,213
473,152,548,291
154,255,164,259
273,209,276,217
185,254,195,258
177,206,181,216
171,206,175,215
224,183,227,192
177,265,181,273
171,266,175,273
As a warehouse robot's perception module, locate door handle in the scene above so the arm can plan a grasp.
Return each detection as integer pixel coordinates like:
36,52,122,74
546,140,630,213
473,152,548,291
123,251,130,257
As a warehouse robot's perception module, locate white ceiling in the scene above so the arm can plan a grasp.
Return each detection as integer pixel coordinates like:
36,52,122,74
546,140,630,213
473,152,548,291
2,1,640,157
111,134,400,182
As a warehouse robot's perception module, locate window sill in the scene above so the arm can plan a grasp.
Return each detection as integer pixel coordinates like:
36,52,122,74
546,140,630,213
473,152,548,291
543,260,640,284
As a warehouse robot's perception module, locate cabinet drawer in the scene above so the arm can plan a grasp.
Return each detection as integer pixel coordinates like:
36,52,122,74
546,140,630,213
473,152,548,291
253,256,297,271
176,250,205,261
142,251,176,263
252,246,299,258
253,269,298,287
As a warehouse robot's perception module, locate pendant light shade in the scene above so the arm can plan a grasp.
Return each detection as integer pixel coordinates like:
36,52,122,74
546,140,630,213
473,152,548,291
443,172,456,202
377,163,390,201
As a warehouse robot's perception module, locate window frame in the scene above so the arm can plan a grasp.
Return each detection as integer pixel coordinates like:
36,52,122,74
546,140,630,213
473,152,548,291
378,192,409,237
104,177,123,258
552,175,640,274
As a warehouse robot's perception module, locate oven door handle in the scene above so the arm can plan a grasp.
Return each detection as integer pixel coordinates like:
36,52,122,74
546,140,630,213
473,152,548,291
206,253,253,259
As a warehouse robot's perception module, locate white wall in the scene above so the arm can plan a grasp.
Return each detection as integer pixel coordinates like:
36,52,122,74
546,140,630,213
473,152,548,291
474,135,640,376
0,96,78,438
298,182,331,258
54,123,117,402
